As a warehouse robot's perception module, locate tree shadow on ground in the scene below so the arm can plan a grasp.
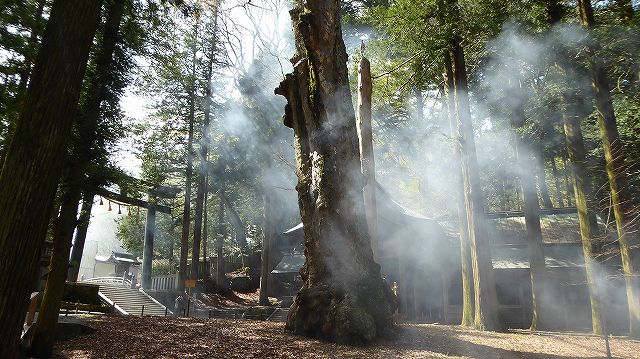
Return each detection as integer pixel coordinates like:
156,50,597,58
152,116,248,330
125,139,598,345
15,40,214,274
197,290,256,308
374,325,620,359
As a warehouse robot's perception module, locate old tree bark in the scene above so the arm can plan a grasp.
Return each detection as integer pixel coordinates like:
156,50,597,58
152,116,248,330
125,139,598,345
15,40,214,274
275,0,395,344
0,1,102,357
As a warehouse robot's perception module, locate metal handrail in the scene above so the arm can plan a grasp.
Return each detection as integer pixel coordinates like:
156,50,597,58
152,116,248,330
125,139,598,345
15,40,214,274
98,291,128,315
84,276,132,288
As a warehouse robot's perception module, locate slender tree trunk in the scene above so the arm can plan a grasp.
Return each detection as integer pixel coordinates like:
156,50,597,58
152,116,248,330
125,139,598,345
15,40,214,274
192,29,216,282
192,178,203,282
221,194,249,266
548,1,603,334
29,1,126,354
514,176,522,210
498,175,507,212
202,176,209,277
0,2,102,357
450,31,501,331
511,109,548,331
67,191,94,282
562,155,574,207
180,23,198,291
275,0,395,343
561,93,603,334
169,224,175,261
216,186,226,288
536,145,554,209
191,164,203,283
260,193,273,306
180,116,194,291
578,0,640,337
550,157,565,208
444,51,474,327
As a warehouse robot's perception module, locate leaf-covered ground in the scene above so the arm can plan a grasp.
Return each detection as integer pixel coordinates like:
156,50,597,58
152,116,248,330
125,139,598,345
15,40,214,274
54,315,640,358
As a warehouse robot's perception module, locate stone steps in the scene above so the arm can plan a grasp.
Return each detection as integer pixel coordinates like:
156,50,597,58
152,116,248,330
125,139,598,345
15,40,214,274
99,283,168,316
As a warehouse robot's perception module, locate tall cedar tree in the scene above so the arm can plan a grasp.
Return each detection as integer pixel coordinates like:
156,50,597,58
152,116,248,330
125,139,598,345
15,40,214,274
0,1,102,357
192,21,217,281
511,107,547,331
546,1,603,334
28,1,126,354
447,0,501,331
180,20,198,290
443,51,474,326
275,0,395,344
577,0,640,338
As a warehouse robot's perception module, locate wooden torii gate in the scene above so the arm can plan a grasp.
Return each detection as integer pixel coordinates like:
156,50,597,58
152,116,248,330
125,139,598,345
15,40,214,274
94,186,176,289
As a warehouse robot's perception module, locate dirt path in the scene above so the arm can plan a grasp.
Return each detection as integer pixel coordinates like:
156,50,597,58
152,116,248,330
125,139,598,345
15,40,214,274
54,315,638,358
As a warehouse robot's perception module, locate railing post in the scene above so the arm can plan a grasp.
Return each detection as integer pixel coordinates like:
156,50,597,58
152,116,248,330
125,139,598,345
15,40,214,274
165,307,168,316
186,298,190,317
141,305,145,317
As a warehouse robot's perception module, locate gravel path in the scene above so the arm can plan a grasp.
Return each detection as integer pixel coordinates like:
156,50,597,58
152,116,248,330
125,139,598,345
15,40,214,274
54,315,639,358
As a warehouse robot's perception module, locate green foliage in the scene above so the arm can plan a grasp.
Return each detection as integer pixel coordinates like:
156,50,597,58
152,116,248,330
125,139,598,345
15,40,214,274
351,0,640,216
115,212,179,259
0,0,47,154
115,213,145,256
152,258,177,275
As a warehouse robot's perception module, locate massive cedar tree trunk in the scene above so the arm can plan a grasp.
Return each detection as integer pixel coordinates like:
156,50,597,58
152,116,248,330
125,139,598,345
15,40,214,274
275,0,395,344
511,110,548,331
444,51,474,327
68,191,94,281
180,23,199,291
450,35,501,331
29,1,126,355
578,0,640,337
0,1,102,357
